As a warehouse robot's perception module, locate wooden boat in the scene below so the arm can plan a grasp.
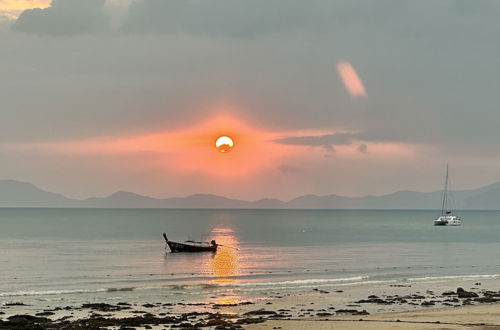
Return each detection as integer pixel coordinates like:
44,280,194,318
163,233,218,253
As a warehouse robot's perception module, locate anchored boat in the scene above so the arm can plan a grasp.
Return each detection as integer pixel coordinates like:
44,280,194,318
163,233,218,252
434,164,462,226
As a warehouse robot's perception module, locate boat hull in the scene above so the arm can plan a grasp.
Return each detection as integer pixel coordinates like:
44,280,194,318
433,221,448,226
434,216,461,226
167,241,217,253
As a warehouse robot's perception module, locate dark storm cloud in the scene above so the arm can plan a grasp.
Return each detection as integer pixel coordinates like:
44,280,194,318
12,0,108,35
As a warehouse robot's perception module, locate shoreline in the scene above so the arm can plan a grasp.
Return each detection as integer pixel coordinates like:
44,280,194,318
247,303,500,329
3,278,500,329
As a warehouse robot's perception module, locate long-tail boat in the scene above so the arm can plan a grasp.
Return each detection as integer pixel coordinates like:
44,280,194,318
162,233,218,252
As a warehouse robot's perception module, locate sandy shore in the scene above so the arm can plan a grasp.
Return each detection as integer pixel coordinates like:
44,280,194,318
2,278,500,329
247,304,500,329
3,302,500,329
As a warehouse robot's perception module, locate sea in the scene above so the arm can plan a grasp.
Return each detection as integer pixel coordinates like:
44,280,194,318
1,208,500,308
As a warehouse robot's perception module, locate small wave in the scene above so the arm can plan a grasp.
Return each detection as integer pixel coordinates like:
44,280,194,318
221,276,370,288
161,283,219,290
0,289,106,298
337,279,397,286
407,274,500,282
154,276,369,291
0,286,136,298
240,279,394,292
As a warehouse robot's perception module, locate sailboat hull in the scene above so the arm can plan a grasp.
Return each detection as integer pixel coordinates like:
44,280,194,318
433,221,448,226
434,215,461,226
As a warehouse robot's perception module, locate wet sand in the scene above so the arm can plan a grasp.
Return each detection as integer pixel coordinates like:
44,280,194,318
247,304,500,330
2,279,500,329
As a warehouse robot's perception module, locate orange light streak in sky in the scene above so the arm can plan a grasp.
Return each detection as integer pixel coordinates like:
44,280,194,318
337,61,367,98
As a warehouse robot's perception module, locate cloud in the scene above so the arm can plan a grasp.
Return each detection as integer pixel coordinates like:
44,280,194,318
121,0,315,37
0,0,50,20
274,132,363,152
2,0,500,152
357,143,368,153
337,61,367,98
278,165,302,174
12,0,108,35
275,132,356,146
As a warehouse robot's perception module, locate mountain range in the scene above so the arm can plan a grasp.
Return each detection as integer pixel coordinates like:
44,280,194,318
1,179,500,209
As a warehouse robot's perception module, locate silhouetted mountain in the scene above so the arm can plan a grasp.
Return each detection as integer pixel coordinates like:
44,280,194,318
463,182,500,209
83,191,163,208
1,179,500,209
0,180,77,207
286,190,474,209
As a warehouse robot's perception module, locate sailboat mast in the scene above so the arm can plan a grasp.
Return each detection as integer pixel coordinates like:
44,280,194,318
441,164,449,216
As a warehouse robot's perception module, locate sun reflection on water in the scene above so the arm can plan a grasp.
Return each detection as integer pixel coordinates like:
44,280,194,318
210,227,240,283
209,227,241,305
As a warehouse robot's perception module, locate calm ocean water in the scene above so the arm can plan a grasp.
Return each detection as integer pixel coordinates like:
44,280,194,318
1,208,500,305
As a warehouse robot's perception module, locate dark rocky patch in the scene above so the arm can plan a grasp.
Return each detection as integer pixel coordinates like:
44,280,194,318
243,309,277,316
35,311,55,316
474,296,499,303
462,299,474,305
316,312,333,316
457,287,479,298
81,303,129,312
483,291,500,298
336,309,369,315
4,303,27,306
0,314,50,329
355,297,392,305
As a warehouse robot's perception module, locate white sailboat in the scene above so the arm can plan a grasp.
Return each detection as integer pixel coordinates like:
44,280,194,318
434,164,462,226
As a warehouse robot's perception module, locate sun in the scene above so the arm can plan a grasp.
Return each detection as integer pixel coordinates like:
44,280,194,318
215,136,234,153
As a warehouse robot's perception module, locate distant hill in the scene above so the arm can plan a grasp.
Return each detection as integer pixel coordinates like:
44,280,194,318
1,179,500,209
0,180,78,207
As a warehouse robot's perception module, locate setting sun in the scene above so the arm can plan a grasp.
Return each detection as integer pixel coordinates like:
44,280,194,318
215,136,234,153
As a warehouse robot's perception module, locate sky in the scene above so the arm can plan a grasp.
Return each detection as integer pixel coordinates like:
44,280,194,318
0,0,499,201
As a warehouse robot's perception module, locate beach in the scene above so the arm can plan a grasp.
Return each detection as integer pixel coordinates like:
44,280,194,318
2,208,500,328
2,276,500,329
248,304,500,330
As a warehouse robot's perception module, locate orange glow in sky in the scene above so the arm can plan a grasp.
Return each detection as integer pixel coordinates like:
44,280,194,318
337,61,367,98
0,0,50,19
2,116,418,180
26,115,297,177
